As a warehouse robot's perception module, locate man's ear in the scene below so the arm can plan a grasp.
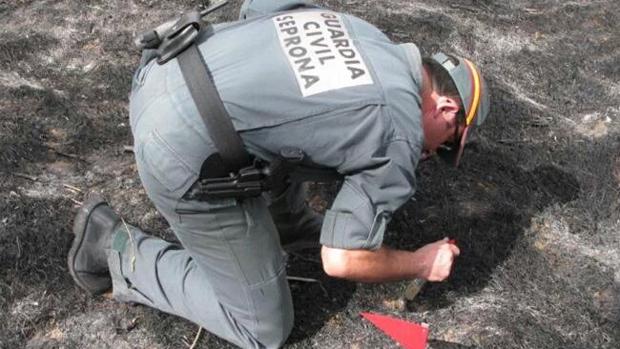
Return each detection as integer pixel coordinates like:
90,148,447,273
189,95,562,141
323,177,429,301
435,96,460,121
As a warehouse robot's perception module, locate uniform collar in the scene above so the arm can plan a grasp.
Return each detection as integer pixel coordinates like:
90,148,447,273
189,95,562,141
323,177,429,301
400,43,423,100
399,43,425,157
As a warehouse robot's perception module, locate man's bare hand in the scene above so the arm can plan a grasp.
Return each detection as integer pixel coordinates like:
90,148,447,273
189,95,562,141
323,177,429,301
414,238,460,282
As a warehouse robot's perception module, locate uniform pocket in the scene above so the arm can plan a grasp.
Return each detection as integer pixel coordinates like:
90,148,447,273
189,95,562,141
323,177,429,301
174,196,252,242
140,130,198,198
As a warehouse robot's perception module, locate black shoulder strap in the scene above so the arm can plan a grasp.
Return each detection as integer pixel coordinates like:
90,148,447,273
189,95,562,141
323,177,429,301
177,44,251,173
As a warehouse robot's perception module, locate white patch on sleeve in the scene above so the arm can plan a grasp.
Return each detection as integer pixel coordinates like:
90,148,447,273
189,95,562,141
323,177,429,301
273,11,374,97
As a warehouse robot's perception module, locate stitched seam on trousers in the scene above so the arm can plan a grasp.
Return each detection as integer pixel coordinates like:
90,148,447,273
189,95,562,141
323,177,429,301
223,237,258,334
173,198,254,322
212,201,252,281
213,201,256,331
248,260,287,290
247,257,287,337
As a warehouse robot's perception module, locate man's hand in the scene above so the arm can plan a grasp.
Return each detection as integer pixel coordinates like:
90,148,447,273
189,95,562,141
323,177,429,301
413,238,460,282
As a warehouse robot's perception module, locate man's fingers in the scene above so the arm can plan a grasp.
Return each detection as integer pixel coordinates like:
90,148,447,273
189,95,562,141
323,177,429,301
449,244,460,256
440,237,460,256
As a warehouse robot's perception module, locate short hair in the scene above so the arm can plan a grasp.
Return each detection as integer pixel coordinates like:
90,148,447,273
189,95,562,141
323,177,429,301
422,57,466,124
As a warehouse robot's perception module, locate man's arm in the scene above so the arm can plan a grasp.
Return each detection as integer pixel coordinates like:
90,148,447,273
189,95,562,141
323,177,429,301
321,238,460,283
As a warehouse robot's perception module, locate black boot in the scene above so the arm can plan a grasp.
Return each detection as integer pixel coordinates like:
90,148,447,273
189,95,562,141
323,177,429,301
68,193,120,295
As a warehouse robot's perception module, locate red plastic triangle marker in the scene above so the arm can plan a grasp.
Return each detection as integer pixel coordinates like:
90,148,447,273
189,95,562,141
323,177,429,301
361,312,429,349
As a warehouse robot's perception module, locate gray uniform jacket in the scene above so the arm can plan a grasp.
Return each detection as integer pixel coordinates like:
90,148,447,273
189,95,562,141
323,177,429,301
130,2,424,251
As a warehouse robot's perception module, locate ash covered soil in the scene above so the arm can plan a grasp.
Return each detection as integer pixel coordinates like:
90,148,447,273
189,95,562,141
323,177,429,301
1,0,619,348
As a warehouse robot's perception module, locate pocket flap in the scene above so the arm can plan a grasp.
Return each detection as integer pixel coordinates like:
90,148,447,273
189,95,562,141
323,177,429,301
141,130,198,198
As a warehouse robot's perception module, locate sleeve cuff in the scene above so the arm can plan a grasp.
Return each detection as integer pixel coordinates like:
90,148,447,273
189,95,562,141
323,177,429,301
319,209,391,250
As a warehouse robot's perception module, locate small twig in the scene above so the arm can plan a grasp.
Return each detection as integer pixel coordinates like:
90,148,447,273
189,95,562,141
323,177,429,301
51,149,79,159
13,172,38,181
318,283,329,297
126,317,139,332
287,276,329,297
351,333,371,345
15,236,22,259
46,145,87,162
123,145,134,153
287,276,319,283
287,251,321,264
15,236,22,270
63,184,83,193
524,7,542,15
449,4,477,12
497,139,524,144
70,198,83,206
189,326,203,349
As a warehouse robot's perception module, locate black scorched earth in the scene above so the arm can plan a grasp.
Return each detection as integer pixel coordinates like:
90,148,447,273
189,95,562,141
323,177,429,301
1,1,619,348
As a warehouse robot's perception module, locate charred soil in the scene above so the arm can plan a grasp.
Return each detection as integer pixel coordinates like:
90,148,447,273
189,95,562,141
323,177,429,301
1,1,619,348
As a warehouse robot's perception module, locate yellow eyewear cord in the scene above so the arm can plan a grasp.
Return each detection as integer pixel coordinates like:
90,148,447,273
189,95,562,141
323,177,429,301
463,59,482,126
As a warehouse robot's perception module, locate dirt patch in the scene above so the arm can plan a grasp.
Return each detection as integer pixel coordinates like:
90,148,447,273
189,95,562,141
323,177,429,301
1,0,619,348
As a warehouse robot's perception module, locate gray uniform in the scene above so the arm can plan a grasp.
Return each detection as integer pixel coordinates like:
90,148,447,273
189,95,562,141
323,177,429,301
109,0,424,347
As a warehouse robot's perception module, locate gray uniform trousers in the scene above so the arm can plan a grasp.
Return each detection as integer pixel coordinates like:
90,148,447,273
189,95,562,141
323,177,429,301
107,1,322,348
109,177,311,348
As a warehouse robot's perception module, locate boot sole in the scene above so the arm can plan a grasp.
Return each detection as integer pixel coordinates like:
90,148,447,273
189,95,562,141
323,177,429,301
67,194,108,295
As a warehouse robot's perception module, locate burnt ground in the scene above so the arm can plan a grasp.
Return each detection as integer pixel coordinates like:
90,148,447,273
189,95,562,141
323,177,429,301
1,0,619,348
